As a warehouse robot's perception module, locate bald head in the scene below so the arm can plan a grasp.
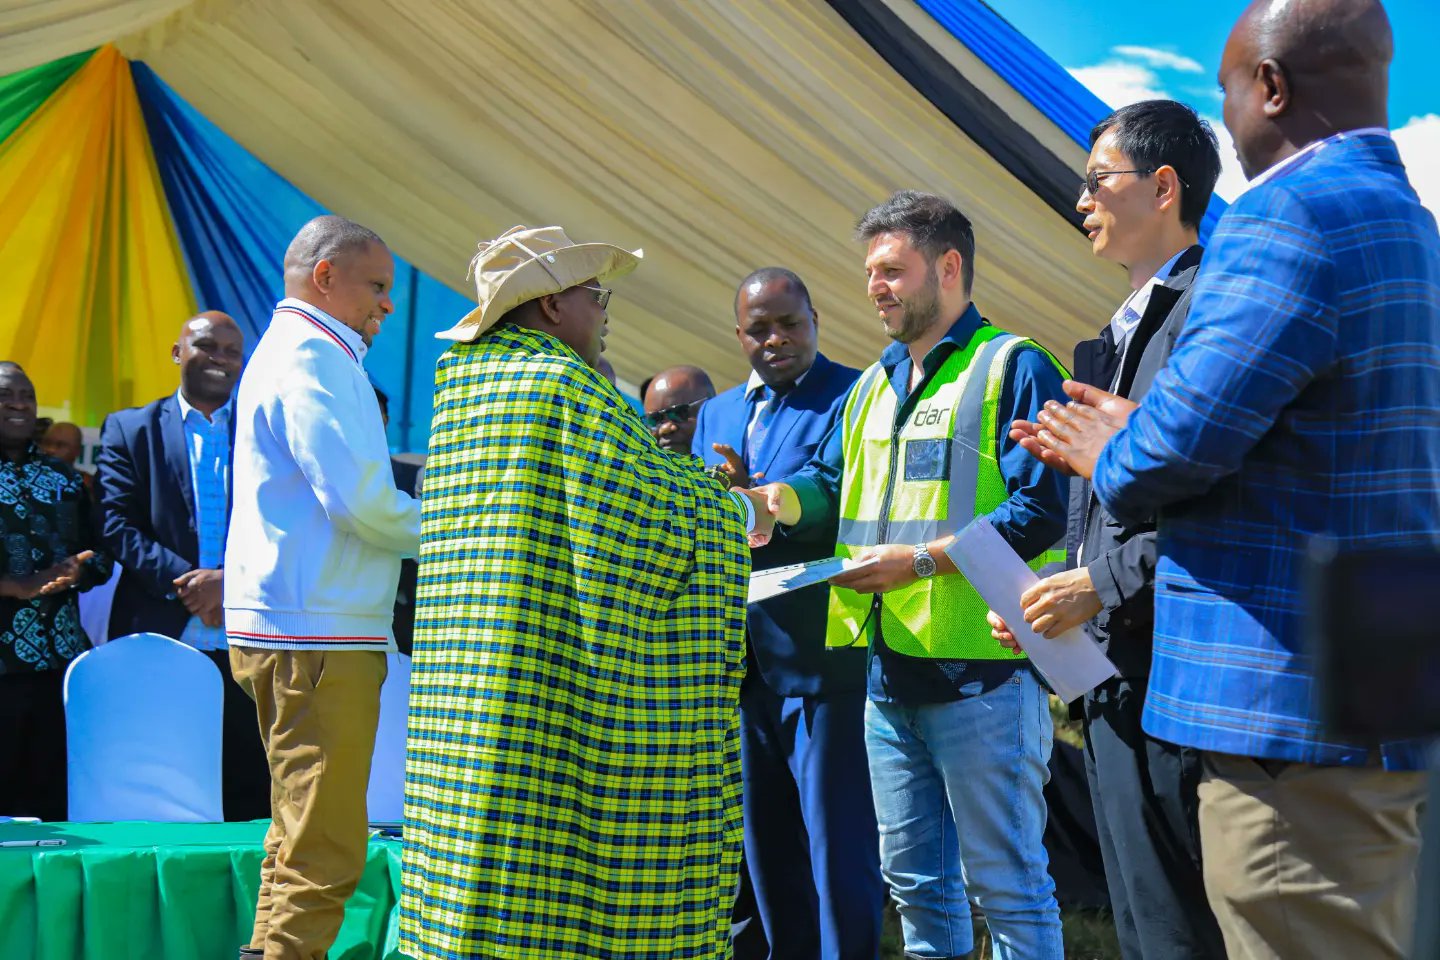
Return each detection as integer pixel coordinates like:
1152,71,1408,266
643,365,715,454
174,310,244,413
283,216,386,288
282,215,395,346
1221,0,1391,178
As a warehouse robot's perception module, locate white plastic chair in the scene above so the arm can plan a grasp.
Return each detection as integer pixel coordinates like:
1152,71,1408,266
64,632,223,822
366,652,412,823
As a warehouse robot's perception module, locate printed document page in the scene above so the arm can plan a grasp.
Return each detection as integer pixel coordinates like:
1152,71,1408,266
945,518,1118,702
748,556,878,605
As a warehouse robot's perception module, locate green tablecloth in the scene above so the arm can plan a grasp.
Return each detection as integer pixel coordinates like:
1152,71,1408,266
0,820,407,960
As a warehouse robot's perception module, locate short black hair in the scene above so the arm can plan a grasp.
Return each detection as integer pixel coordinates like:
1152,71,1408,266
1089,100,1221,230
734,267,814,316
856,191,976,295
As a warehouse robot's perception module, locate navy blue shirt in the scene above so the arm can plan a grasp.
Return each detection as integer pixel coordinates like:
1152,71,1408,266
786,305,1069,703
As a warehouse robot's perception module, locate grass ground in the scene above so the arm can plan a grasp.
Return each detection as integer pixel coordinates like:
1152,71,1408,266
876,696,1122,959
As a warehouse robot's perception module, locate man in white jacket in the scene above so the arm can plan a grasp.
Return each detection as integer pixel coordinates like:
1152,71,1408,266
225,214,420,960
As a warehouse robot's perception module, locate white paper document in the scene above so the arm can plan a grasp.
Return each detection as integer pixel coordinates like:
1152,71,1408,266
748,556,878,605
945,518,1118,702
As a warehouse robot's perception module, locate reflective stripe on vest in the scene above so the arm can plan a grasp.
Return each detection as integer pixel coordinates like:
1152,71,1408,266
826,327,1067,658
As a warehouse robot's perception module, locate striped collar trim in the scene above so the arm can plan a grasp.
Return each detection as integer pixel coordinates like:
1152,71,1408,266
272,298,367,364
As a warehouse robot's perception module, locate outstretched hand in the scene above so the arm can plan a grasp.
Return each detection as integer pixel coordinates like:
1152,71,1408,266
712,443,762,490
1010,380,1139,479
734,487,777,547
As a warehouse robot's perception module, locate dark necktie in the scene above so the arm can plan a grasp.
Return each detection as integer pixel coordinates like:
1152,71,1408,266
746,386,782,475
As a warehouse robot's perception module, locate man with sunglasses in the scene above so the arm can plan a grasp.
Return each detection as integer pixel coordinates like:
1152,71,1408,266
990,99,1225,959
643,365,715,453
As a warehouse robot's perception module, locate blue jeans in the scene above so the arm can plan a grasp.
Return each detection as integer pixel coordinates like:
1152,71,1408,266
865,670,1063,959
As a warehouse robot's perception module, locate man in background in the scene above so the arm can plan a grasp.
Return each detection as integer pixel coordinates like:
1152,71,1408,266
98,310,268,820
0,362,111,821
643,364,714,453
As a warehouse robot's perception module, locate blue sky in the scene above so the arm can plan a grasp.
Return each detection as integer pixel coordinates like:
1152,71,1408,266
985,0,1439,209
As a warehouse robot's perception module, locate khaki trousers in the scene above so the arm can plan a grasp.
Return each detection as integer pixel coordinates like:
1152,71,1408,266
230,648,387,960
1198,751,1426,960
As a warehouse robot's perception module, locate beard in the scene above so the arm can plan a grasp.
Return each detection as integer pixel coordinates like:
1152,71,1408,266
881,265,941,344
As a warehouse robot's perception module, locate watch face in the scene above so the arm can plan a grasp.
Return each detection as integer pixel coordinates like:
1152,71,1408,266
914,549,936,577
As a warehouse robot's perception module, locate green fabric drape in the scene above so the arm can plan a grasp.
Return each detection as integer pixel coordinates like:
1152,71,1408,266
0,49,91,143
0,821,405,960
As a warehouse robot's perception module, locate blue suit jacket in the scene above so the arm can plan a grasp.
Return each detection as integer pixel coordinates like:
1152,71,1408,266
1093,133,1440,769
693,353,864,697
97,394,235,640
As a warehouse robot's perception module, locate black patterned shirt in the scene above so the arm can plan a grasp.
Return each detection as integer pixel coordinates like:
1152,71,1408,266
0,446,113,674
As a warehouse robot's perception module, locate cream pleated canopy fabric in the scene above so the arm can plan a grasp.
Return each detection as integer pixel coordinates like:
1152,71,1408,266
4,0,1126,389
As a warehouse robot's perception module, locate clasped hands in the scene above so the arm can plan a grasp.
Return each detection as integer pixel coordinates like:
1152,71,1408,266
174,568,225,628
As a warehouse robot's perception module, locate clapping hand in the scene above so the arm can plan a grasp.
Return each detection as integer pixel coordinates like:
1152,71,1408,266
1011,380,1139,479
1,550,95,600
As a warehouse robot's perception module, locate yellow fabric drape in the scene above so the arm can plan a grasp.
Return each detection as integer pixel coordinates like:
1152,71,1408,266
0,45,193,422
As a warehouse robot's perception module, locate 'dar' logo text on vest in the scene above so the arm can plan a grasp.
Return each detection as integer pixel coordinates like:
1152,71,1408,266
912,403,952,428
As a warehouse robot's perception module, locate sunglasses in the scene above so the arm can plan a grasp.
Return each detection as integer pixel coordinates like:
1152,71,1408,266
643,400,705,428
1079,166,1190,198
578,284,612,311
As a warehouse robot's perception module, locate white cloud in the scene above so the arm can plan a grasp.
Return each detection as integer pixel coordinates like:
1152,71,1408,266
1111,45,1205,74
1067,54,1249,204
1393,114,1440,217
1206,118,1249,203
1067,62,1170,110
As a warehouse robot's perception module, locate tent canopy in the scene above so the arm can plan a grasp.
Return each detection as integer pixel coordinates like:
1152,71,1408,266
0,0,1223,451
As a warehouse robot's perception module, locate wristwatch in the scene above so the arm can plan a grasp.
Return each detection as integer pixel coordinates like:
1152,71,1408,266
912,543,936,579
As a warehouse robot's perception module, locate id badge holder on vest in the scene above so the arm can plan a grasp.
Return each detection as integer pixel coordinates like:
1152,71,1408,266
904,438,950,482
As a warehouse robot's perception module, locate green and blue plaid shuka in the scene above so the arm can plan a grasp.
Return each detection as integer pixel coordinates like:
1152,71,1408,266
399,326,750,959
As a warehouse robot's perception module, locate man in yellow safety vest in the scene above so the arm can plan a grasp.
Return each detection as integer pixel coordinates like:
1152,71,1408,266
758,190,1069,960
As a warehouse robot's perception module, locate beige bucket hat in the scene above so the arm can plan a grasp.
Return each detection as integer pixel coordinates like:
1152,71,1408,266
437,225,643,342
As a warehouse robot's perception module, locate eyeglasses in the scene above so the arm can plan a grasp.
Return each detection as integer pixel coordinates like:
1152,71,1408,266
643,400,705,428
578,284,612,311
1079,167,1190,197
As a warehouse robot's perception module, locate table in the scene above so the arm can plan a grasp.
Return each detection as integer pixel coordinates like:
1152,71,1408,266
0,820,407,960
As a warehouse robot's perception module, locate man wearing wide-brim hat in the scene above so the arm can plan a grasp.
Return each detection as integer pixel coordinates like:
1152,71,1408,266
399,225,774,959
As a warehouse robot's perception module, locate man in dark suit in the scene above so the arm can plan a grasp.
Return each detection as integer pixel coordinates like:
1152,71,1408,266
694,268,882,960
97,310,269,820
991,99,1225,959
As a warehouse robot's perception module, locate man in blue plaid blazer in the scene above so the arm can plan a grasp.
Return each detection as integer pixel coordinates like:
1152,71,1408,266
1017,1,1440,956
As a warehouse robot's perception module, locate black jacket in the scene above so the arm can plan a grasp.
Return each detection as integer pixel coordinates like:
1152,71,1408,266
98,394,236,640
1065,245,1203,679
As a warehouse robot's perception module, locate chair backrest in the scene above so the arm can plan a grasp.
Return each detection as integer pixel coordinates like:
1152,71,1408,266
366,652,411,823
64,632,223,822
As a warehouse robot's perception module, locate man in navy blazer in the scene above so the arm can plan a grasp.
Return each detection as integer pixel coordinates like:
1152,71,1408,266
694,268,883,959
97,311,270,820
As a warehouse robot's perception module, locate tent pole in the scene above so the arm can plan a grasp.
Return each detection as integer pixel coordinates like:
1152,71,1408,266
400,264,419,451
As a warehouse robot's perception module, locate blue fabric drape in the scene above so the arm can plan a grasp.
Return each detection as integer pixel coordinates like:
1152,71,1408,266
132,62,466,453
